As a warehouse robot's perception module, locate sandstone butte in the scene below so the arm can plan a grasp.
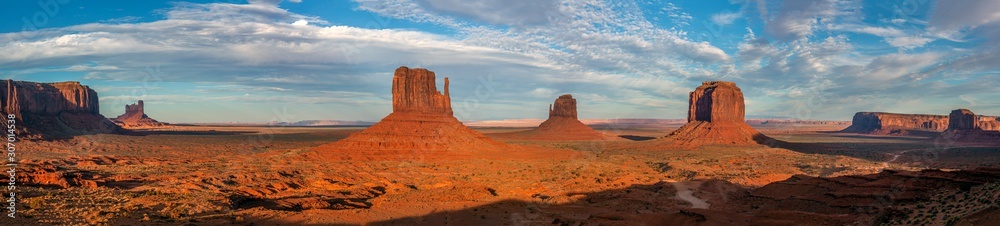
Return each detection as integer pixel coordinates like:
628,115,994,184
112,100,167,128
492,94,610,140
311,66,516,160
660,81,770,147
841,112,948,136
0,80,121,139
842,111,1000,136
938,109,1000,145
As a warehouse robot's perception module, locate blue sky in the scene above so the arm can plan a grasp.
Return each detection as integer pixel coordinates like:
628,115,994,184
1,0,998,123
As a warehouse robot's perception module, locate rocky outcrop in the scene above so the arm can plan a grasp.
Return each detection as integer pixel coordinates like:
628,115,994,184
0,80,121,139
112,100,167,128
842,110,1000,136
491,94,609,141
313,66,513,160
979,116,1000,131
392,67,452,115
745,168,1000,224
548,94,577,119
939,109,1000,145
948,109,978,131
841,112,949,136
661,81,770,147
687,81,745,123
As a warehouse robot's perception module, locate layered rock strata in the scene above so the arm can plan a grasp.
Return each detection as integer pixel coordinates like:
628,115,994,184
662,81,770,147
314,66,513,160
112,100,167,128
939,109,1000,145
841,112,949,135
0,80,121,139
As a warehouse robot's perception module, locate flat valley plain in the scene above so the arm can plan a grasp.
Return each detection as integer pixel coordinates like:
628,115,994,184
8,123,1000,225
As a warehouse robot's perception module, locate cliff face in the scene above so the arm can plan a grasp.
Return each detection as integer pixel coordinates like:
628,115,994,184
392,66,452,115
948,109,978,131
112,100,167,128
939,109,1000,145
548,94,578,119
0,80,121,139
663,81,770,148
3,81,100,117
687,81,744,123
314,66,512,159
979,116,1000,131
122,100,146,118
841,112,949,135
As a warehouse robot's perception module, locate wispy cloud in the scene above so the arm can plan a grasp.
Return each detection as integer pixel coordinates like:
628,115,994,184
0,0,998,122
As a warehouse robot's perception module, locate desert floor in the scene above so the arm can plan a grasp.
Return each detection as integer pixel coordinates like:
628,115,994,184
7,123,1000,225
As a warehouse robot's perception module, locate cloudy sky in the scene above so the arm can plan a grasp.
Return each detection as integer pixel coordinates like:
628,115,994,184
1,0,998,123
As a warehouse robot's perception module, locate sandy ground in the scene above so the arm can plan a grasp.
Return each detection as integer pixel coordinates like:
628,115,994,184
2,123,999,225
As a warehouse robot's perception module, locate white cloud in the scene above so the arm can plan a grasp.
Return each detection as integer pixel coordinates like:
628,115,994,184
356,0,730,64
66,64,122,71
764,0,858,41
528,88,557,98
711,11,742,25
829,24,905,37
5,0,999,121
353,0,463,27
886,36,934,50
662,2,693,26
414,0,559,26
0,1,734,120
828,24,934,50
166,2,327,25
927,0,1000,40
98,16,142,24
860,52,944,81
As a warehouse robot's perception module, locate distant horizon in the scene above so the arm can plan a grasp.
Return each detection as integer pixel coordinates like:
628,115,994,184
171,116,856,125
13,78,997,123
97,94,995,124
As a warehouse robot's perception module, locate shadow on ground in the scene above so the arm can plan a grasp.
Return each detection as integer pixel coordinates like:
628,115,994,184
618,135,657,141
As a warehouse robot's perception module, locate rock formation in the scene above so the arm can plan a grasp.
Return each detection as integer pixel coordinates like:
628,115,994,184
939,109,1000,145
687,81,745,123
112,100,167,128
979,116,1000,131
548,94,577,118
948,109,978,131
312,66,513,160
0,80,121,139
842,111,1000,135
745,168,1000,224
392,67,452,115
841,112,949,136
491,94,609,140
661,81,770,147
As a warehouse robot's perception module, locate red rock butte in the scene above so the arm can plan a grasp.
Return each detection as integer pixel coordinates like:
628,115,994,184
948,109,978,131
392,67,452,115
1,80,121,139
112,100,167,128
312,66,514,160
980,115,1000,131
492,94,609,140
841,112,949,135
842,111,1000,136
939,109,1000,145
661,81,770,147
